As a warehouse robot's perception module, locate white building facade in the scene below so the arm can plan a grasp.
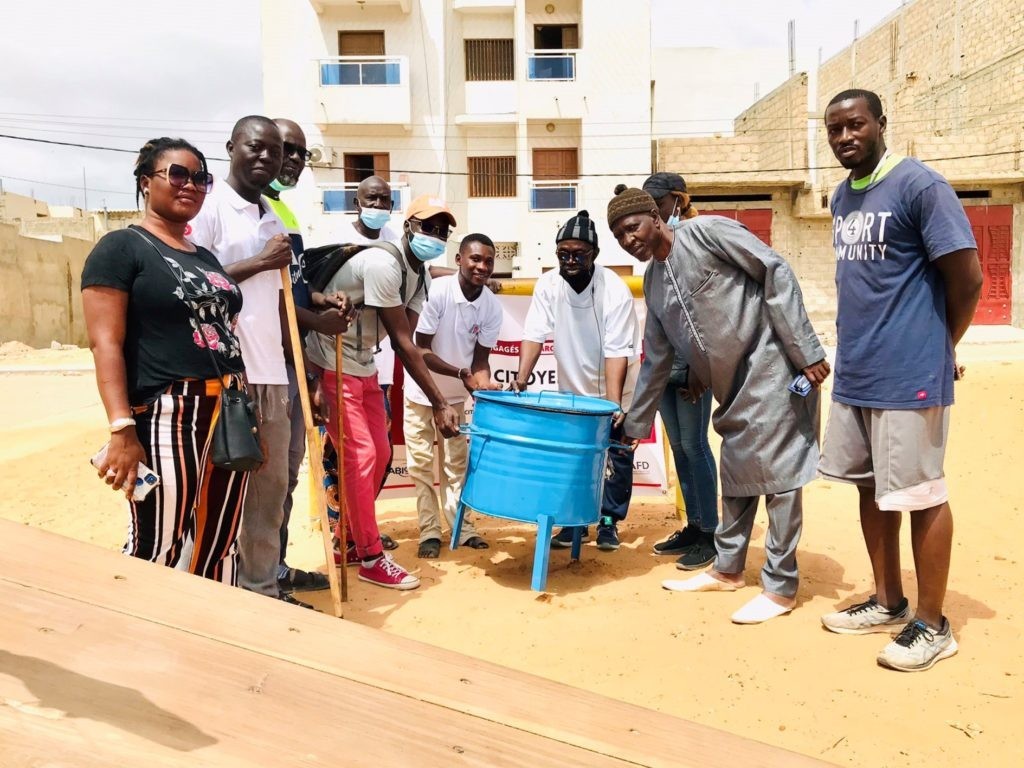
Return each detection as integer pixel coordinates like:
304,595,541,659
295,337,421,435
261,0,652,276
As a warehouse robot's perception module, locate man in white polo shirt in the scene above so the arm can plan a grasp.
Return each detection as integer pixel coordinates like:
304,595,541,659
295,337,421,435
404,233,503,558
514,210,640,552
188,115,315,607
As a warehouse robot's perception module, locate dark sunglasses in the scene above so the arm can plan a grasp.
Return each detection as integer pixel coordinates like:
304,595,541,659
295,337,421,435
283,141,313,162
556,248,593,263
410,218,450,239
150,164,214,193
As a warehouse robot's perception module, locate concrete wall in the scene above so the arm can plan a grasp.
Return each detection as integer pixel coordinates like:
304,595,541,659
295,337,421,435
0,223,92,347
656,72,809,187
0,192,49,221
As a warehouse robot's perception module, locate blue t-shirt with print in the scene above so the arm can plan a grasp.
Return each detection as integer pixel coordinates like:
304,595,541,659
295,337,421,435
830,157,976,409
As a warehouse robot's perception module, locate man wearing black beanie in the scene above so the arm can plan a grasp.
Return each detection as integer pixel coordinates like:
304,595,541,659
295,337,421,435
514,211,640,551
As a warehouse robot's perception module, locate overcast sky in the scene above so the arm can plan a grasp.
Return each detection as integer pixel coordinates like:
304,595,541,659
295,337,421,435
0,0,901,210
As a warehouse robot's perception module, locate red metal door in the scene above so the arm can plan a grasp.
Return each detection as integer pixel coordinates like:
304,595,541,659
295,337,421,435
964,205,1012,324
701,208,772,246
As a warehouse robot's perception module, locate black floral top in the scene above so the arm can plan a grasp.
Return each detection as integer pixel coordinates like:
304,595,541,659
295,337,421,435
81,225,244,405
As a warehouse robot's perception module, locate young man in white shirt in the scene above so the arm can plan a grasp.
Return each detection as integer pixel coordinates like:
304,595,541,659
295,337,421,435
514,211,641,552
404,233,503,558
306,195,461,590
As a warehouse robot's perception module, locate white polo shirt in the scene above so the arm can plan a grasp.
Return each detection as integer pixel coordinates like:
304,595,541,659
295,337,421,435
522,265,640,409
188,179,288,385
405,275,503,407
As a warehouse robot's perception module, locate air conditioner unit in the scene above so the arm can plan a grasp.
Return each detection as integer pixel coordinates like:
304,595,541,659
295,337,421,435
308,145,336,168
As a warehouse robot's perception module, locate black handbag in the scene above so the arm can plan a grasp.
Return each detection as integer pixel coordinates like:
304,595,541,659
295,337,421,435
209,379,264,472
130,228,264,472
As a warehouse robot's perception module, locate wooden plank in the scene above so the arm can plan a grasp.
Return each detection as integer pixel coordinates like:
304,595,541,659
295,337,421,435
0,521,831,767
0,582,628,767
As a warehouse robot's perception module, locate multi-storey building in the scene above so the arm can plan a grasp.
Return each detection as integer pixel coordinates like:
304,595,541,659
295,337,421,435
261,0,652,277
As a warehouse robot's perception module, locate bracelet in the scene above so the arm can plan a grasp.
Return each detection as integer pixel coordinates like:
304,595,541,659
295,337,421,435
458,367,469,379
109,417,136,433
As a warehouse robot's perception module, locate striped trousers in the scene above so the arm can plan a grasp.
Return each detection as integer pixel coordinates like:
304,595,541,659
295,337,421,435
125,378,249,584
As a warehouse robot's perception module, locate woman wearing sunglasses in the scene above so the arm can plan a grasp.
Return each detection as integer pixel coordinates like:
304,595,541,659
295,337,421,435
82,137,249,584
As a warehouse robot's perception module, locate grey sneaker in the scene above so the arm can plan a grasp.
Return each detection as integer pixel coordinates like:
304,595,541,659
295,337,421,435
821,595,910,635
877,617,958,672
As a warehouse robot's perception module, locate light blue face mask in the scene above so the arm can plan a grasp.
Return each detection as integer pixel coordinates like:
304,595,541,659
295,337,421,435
666,204,683,229
359,207,392,230
409,233,447,262
269,178,295,193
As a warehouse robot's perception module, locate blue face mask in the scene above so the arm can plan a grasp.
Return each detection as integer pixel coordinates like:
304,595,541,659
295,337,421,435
359,207,392,230
409,233,447,262
666,204,682,229
269,178,295,193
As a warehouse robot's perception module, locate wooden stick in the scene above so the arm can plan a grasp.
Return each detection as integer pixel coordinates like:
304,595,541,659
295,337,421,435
334,337,350,603
279,267,343,618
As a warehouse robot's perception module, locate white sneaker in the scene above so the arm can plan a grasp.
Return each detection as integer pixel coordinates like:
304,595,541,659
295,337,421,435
877,617,958,672
821,595,910,635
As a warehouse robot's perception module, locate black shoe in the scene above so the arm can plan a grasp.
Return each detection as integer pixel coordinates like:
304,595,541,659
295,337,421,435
653,524,701,556
675,532,717,570
596,517,620,551
278,591,315,610
551,526,589,549
277,567,330,593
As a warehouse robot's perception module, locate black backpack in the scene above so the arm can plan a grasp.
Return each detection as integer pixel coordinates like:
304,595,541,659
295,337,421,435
301,240,407,293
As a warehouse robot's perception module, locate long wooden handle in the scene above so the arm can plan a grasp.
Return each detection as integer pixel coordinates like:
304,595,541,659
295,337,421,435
334,336,349,603
279,267,344,618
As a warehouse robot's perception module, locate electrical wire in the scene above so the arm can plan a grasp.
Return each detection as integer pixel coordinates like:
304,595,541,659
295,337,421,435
2,131,1020,182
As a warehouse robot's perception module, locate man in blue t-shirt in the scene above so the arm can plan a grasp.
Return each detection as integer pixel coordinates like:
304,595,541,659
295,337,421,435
818,89,983,673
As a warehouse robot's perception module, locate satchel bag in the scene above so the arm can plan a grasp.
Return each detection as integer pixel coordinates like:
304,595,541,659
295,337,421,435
209,379,264,472
130,228,264,472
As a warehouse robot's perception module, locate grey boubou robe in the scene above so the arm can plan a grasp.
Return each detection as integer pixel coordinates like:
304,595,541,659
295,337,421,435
623,216,825,497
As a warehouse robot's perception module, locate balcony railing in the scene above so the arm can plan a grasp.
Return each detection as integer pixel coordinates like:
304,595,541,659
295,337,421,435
319,56,403,86
314,56,411,126
526,50,576,81
529,180,578,211
321,183,407,214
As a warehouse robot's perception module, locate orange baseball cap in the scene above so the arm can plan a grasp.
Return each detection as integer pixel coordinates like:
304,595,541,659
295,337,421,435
405,194,456,227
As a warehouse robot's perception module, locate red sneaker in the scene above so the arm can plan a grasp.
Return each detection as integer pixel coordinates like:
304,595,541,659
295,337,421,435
332,541,360,567
357,554,420,590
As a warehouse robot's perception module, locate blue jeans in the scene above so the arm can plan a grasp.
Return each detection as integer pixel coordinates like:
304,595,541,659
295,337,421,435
659,387,718,532
602,422,634,522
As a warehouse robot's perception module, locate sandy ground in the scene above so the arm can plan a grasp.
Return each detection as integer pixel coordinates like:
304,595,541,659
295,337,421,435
1,336,1022,767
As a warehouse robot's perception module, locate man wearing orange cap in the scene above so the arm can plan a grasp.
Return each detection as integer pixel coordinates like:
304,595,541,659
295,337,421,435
306,194,461,590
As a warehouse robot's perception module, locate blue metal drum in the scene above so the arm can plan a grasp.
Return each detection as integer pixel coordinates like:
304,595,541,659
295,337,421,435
461,390,618,526
452,390,620,590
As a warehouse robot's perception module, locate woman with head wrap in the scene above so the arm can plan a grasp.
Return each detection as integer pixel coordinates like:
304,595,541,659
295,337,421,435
638,174,719,570
608,186,830,624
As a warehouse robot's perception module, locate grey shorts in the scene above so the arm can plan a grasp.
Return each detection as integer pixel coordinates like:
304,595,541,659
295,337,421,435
818,402,950,512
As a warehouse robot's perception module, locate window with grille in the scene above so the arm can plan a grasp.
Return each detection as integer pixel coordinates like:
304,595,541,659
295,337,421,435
468,156,517,198
465,39,514,81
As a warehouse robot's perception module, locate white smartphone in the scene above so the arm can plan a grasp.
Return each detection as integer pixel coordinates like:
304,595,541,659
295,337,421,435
90,443,160,502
